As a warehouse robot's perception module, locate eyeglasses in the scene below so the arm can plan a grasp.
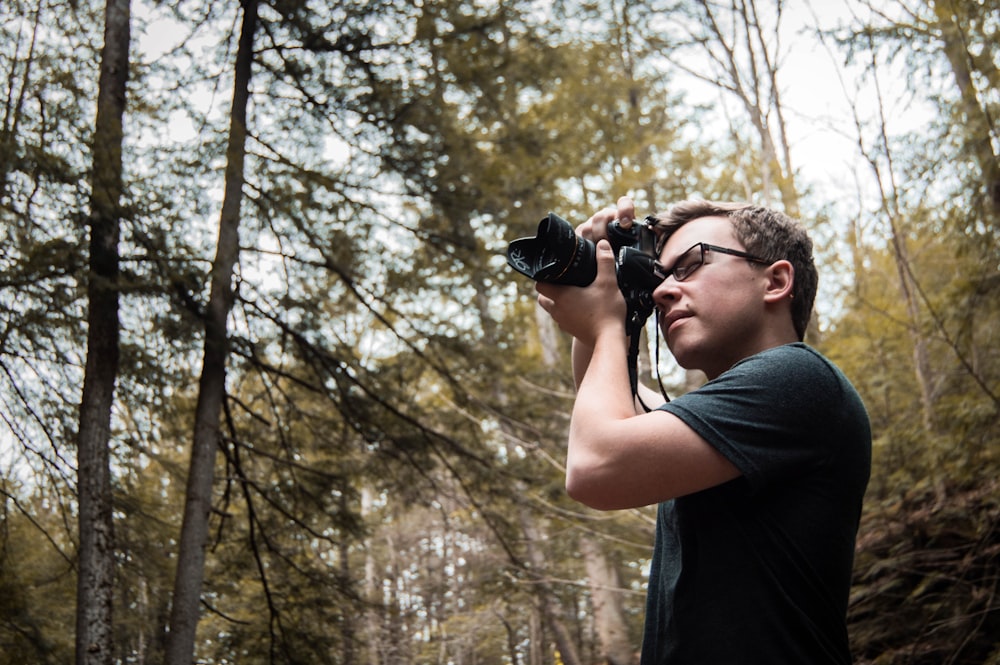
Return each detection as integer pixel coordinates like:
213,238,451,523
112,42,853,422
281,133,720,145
654,243,771,283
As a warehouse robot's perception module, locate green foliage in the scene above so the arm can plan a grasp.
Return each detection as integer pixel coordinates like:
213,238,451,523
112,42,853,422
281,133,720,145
823,200,1000,488
823,203,1000,660
816,4,1000,657
0,488,75,665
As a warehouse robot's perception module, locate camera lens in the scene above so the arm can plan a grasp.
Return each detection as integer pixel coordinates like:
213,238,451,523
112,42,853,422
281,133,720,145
506,213,597,286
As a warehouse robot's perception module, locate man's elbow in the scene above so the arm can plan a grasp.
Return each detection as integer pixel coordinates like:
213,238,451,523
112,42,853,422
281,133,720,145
565,466,620,511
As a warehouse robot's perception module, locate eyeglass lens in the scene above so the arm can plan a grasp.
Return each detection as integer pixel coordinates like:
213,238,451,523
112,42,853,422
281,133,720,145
657,243,705,283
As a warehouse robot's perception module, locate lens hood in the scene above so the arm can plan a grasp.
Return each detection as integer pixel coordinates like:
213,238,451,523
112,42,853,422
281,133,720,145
505,213,597,286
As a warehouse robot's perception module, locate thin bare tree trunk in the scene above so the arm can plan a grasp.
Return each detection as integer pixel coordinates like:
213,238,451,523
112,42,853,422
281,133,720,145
473,281,585,665
75,0,129,662
520,512,585,665
164,2,257,662
580,535,636,665
528,607,543,665
362,486,382,665
931,0,1000,214
859,39,939,434
691,0,800,216
885,212,936,433
1,0,42,196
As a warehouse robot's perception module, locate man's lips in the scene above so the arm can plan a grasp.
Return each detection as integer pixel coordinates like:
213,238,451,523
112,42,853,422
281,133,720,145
662,310,692,333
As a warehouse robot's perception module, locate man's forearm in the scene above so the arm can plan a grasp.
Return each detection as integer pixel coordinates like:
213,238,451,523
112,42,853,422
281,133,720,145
571,332,635,430
566,331,637,505
571,338,594,390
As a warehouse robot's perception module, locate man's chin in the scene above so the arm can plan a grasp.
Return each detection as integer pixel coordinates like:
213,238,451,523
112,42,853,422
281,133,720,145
665,342,694,371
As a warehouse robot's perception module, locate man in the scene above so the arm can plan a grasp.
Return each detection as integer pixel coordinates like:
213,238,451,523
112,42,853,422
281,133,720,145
535,196,871,664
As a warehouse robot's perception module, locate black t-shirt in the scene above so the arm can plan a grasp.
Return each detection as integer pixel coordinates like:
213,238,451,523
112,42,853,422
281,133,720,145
641,343,872,665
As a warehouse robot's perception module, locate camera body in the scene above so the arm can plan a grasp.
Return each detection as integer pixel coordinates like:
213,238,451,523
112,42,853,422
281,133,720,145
506,212,662,331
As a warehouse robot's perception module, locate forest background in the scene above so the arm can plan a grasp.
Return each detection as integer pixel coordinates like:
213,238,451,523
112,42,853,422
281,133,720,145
1,0,997,664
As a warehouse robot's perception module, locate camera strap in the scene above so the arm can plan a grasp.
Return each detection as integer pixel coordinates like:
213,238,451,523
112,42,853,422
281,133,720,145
626,328,647,411
626,311,670,412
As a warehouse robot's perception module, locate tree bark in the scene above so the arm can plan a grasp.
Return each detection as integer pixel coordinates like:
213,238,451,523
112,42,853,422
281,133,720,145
164,2,257,662
931,0,1000,215
580,536,636,665
75,0,129,663
692,0,801,217
887,214,938,433
0,0,42,196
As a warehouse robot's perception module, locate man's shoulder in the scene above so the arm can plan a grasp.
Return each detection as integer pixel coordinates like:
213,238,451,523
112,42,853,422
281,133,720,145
706,343,866,421
728,343,836,385
742,341,822,365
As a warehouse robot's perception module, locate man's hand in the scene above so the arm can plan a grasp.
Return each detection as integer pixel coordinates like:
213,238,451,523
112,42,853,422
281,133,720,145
576,196,637,243
535,239,625,348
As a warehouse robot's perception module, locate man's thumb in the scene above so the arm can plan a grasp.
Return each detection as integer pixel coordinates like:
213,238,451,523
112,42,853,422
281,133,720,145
596,238,616,262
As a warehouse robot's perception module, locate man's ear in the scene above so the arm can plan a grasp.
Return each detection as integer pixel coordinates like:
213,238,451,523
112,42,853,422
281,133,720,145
762,260,795,303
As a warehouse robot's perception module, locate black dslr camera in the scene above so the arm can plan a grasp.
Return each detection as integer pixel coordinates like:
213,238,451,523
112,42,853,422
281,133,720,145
505,212,662,333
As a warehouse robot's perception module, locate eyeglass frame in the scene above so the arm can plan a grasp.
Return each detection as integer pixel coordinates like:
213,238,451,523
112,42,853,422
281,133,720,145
653,242,772,283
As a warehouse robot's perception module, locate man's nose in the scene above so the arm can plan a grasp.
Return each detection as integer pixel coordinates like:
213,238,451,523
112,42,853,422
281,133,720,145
652,278,679,311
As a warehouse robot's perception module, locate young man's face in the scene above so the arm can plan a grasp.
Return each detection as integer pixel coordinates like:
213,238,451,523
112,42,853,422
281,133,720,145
652,216,771,379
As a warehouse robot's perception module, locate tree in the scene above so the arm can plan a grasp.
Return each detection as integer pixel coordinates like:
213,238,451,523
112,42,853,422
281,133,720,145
833,0,1000,449
646,0,802,214
0,482,76,663
75,1,130,662
929,0,1000,215
164,1,258,662
821,2,1000,660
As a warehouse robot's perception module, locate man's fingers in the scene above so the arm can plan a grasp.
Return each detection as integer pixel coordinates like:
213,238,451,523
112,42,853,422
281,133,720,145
615,196,636,228
582,206,617,240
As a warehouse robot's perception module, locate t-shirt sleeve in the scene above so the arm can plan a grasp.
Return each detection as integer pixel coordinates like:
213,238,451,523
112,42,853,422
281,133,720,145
658,345,849,492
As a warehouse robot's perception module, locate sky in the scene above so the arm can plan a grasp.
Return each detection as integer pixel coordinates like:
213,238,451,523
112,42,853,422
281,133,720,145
132,0,929,208
670,0,931,207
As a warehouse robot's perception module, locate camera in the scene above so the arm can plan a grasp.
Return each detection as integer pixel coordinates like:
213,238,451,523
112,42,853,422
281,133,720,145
505,212,662,331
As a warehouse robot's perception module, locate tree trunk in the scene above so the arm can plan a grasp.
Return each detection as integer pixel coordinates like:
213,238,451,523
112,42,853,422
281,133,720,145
528,606,543,665
473,268,584,665
163,2,257,663
887,218,938,433
362,486,382,665
931,0,1000,215
1,0,42,197
520,512,584,665
692,0,801,216
579,535,636,665
75,0,129,663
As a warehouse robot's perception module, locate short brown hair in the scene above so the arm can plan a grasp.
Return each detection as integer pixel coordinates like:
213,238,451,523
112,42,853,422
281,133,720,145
649,201,817,341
